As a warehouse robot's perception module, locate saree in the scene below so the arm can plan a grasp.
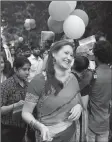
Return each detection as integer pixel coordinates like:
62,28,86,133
26,73,86,142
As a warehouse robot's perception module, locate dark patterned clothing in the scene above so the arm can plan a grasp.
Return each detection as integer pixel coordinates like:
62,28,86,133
1,74,28,128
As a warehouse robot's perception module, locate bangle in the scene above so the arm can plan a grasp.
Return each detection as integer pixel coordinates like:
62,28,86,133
29,120,36,130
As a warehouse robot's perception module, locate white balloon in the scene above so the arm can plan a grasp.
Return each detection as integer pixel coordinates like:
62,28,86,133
18,37,23,42
25,19,31,23
66,1,77,13
63,15,85,39
24,22,31,31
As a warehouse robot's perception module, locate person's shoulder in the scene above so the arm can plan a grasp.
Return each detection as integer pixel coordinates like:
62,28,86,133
32,73,44,81
84,69,93,77
27,73,46,95
30,73,45,87
1,76,15,89
82,69,94,84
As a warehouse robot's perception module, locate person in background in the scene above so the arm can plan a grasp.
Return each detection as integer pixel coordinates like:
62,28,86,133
95,31,107,42
1,56,31,142
15,48,23,57
28,45,43,82
42,49,49,60
9,46,16,64
1,51,12,83
21,45,31,58
72,55,92,109
72,55,93,141
2,41,13,67
76,44,96,71
22,40,83,142
87,40,112,142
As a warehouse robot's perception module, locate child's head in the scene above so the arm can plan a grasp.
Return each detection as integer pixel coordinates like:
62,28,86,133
73,55,89,73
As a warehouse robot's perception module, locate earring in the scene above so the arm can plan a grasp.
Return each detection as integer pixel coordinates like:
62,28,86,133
53,57,56,64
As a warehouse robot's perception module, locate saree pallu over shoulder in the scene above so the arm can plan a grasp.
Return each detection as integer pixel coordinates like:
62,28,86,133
37,74,80,126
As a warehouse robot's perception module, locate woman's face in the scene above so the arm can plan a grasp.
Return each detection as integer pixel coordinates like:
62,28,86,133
53,45,73,70
10,48,15,55
16,63,31,81
43,50,48,59
1,57,5,72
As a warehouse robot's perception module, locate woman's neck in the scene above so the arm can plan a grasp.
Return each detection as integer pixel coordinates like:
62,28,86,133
54,65,70,82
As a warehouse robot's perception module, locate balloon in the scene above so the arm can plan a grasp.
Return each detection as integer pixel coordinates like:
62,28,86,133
63,15,85,39
24,19,31,30
71,9,89,27
48,16,64,33
30,19,36,29
49,1,71,21
18,37,23,42
66,1,77,13
24,22,31,31
25,19,31,23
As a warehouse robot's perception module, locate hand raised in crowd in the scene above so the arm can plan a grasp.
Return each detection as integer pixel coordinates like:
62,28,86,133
68,104,82,121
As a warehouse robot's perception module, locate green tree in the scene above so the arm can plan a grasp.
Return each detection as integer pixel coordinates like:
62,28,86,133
1,1,112,44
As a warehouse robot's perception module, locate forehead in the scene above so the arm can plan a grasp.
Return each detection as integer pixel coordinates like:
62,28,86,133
21,63,31,68
59,45,73,52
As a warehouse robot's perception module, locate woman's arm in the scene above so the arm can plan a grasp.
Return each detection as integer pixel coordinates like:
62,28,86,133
1,104,13,115
22,101,52,141
22,100,47,131
22,101,37,125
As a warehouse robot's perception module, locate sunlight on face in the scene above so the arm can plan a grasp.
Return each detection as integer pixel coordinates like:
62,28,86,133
53,45,73,70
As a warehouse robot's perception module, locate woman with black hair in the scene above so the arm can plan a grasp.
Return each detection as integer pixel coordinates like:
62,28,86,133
22,40,83,142
1,56,31,142
1,52,12,83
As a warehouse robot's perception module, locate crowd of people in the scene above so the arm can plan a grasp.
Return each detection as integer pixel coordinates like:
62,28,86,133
1,32,112,142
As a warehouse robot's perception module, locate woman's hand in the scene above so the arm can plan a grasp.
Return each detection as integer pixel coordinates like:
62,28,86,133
14,100,25,109
68,104,82,121
36,122,53,141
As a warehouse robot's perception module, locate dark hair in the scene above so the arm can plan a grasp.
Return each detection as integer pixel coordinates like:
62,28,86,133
73,55,89,72
31,45,39,50
95,31,106,41
45,40,74,95
1,52,12,77
13,56,31,70
93,40,112,64
21,45,31,52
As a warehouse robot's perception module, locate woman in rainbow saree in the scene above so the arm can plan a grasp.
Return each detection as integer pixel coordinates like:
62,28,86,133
22,40,83,142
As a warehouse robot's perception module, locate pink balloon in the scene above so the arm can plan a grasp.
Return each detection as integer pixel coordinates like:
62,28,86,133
49,1,71,21
71,9,89,27
30,19,36,29
48,16,64,33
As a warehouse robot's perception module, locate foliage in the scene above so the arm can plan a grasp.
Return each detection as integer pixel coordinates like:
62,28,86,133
1,1,112,45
